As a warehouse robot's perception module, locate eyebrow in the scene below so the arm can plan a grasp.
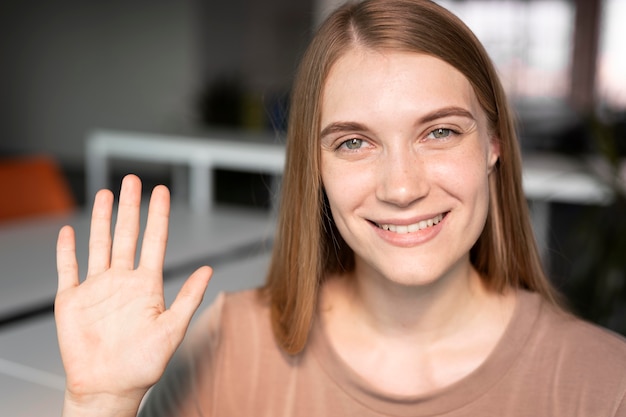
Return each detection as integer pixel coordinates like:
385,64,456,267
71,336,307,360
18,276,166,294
319,122,367,139
419,106,476,124
319,106,476,139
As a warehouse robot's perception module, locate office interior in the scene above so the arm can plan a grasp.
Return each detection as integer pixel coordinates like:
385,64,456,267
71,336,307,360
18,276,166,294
0,0,624,415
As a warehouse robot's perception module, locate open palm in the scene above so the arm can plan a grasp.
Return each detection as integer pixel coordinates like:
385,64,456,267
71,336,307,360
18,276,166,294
55,175,211,413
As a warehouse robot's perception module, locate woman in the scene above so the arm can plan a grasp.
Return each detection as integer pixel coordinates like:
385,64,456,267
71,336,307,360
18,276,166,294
55,1,626,416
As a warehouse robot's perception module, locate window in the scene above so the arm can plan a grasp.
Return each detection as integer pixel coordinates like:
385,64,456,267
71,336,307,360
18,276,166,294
437,0,575,101
597,0,626,110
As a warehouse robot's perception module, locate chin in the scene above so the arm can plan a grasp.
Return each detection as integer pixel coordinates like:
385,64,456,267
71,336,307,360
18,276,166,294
364,262,448,288
358,251,471,289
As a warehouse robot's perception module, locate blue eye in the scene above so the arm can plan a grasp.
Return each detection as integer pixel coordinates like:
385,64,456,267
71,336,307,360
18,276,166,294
430,128,453,139
341,138,364,150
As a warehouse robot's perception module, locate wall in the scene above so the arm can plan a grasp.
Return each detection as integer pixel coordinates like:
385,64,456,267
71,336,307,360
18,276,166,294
0,0,198,165
0,0,313,169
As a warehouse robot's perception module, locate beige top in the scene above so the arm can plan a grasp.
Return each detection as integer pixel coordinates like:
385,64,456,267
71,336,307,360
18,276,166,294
140,289,626,417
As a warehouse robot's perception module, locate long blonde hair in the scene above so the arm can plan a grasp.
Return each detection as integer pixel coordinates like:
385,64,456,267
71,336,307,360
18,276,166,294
263,0,559,354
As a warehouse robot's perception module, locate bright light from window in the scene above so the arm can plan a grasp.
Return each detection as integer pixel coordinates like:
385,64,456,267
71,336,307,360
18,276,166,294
437,0,574,101
597,0,626,110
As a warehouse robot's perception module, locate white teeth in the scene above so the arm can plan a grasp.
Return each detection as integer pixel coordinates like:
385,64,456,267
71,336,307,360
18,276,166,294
378,214,444,234
396,225,408,234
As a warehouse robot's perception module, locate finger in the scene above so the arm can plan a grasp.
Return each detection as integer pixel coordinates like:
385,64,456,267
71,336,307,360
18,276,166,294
57,225,79,293
138,185,170,272
86,189,114,276
111,174,142,269
165,266,213,339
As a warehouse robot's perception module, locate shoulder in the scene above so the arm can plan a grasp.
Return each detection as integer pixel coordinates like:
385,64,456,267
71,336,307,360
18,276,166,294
183,288,282,379
193,288,276,351
184,288,271,356
511,292,626,413
534,295,626,362
219,288,272,329
193,288,270,332
190,290,299,412
521,291,626,391
221,287,270,311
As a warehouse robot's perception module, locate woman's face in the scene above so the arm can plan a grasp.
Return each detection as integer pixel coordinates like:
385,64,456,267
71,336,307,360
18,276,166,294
320,48,499,287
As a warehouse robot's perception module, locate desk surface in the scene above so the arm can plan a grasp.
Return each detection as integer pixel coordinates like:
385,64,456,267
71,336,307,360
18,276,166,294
0,204,275,322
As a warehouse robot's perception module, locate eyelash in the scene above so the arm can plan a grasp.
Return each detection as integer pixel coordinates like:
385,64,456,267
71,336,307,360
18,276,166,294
336,138,365,151
334,126,459,150
427,127,460,140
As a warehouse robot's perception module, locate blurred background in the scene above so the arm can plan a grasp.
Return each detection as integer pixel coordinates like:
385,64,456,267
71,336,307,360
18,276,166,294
1,0,624,170
0,1,624,414
0,0,624,371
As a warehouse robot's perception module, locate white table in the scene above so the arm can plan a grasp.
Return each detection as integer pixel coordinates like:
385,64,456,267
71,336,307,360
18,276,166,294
0,204,275,324
521,152,623,264
86,129,286,212
524,155,612,202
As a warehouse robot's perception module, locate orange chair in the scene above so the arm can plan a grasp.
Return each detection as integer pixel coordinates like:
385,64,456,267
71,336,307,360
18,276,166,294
0,155,76,222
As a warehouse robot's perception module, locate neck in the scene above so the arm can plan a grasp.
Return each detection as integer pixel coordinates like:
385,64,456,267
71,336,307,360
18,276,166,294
318,256,516,396
322,256,500,344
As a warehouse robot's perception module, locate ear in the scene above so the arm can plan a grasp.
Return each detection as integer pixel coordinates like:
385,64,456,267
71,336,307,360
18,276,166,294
487,135,500,173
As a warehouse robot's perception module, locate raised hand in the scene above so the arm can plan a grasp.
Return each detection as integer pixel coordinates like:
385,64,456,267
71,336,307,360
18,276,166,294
55,175,212,416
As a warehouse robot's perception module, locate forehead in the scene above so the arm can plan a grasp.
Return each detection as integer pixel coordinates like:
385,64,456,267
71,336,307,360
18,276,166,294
320,48,481,125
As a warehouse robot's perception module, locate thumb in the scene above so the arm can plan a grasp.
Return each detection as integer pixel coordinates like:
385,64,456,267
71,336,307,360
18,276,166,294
165,266,213,338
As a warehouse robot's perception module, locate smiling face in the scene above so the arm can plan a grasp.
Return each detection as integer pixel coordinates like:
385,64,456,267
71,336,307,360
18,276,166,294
320,48,499,287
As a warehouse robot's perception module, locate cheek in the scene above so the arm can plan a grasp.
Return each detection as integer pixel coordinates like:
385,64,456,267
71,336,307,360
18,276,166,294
322,172,358,215
430,149,491,201
321,159,347,218
456,156,492,220
321,158,373,219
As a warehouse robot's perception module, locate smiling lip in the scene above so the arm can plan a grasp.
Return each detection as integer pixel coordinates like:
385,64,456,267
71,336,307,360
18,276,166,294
374,213,447,234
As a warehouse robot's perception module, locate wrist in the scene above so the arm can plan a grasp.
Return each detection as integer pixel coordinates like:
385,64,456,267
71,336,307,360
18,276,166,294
62,389,145,417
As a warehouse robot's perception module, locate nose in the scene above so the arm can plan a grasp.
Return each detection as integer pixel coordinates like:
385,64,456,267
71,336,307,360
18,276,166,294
375,147,430,207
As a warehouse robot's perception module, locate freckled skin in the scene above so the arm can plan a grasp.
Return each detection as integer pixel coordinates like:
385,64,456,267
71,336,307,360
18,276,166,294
320,48,499,288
